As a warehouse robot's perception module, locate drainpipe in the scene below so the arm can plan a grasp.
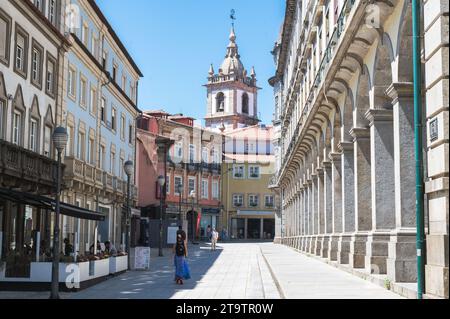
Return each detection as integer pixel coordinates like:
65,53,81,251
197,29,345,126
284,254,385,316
412,0,425,300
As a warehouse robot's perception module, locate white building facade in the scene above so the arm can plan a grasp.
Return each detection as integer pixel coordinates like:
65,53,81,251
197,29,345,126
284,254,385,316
272,0,448,299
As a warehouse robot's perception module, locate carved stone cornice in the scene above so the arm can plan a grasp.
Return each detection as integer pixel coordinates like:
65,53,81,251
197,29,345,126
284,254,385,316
364,109,393,126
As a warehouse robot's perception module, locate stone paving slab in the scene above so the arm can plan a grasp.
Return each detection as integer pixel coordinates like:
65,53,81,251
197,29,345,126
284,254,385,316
259,243,404,299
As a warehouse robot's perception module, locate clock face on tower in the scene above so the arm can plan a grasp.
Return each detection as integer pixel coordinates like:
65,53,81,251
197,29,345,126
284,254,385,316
204,26,260,132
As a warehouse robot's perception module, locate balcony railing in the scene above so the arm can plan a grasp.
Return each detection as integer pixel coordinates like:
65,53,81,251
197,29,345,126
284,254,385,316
0,139,59,190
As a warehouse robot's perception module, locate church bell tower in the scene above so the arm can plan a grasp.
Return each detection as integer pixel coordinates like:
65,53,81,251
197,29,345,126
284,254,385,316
204,25,260,132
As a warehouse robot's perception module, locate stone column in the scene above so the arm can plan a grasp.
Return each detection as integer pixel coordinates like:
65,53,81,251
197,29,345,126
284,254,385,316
312,173,319,254
321,161,333,258
260,218,264,240
308,179,314,253
386,83,417,282
364,109,395,275
244,218,248,240
316,168,325,256
328,152,342,261
337,142,355,265
299,187,305,251
349,127,372,268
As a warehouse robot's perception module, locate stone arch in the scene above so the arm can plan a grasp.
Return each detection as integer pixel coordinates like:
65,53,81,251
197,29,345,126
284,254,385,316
372,34,394,109
355,65,371,127
396,0,413,82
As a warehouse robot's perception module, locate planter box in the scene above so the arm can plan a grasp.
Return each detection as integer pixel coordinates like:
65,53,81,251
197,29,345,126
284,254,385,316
109,256,128,274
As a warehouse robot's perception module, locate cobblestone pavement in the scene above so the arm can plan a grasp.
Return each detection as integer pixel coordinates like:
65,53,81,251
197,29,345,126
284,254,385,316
0,242,403,299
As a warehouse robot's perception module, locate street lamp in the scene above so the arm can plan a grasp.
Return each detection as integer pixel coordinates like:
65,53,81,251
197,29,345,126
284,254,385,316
50,126,68,299
123,160,133,270
177,183,183,224
189,190,197,244
157,175,166,256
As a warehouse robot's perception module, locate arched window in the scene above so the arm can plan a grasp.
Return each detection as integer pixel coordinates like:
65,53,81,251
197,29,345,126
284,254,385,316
216,92,224,112
242,93,249,114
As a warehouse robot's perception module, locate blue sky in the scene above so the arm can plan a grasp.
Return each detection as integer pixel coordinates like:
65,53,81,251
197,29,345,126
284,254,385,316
96,0,285,125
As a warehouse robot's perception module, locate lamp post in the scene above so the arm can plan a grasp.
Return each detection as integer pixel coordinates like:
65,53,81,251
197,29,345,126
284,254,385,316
177,184,183,224
123,160,134,270
157,175,166,257
50,127,68,299
189,190,197,244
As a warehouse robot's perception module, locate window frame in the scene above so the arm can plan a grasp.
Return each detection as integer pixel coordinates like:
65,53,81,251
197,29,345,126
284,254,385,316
45,52,56,98
212,180,219,199
29,117,39,152
0,9,12,67
233,164,245,179
0,98,6,140
232,194,244,208
248,165,260,179
188,177,196,195
201,179,209,199
14,23,29,79
248,194,259,208
31,39,44,90
12,110,23,146
174,176,183,196
67,64,77,100
264,194,275,208
79,74,88,108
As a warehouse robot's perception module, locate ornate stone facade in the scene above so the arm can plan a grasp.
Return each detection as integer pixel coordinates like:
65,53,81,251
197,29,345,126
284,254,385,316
271,0,448,298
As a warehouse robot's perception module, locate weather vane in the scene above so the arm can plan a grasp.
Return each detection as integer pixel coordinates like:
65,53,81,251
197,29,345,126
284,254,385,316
230,9,236,27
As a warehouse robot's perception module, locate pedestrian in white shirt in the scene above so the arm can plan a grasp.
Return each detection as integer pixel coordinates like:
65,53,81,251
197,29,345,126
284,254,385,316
211,228,219,251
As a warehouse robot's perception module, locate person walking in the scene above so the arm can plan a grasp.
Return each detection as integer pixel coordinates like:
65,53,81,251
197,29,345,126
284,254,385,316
206,225,211,242
173,234,190,285
211,228,219,251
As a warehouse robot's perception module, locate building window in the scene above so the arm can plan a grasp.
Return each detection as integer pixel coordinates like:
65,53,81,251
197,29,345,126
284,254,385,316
112,63,118,82
14,25,28,77
216,92,225,112
77,131,85,160
110,152,115,174
43,125,52,157
48,0,56,25
29,118,39,152
12,111,22,145
46,55,56,97
189,144,195,163
99,145,105,169
66,125,72,157
80,77,87,107
249,194,259,208
265,195,274,208
174,141,183,161
120,115,125,140
242,93,249,114
201,179,208,199
128,124,133,144
248,166,260,179
87,137,95,164
68,66,76,98
89,87,96,114
202,147,208,163
165,174,170,195
233,165,245,179
121,74,126,91
81,23,89,47
174,176,183,195
111,108,116,131
102,50,107,70
100,97,106,123
91,35,98,59
188,177,195,195
34,0,44,12
0,10,12,66
212,181,219,199
0,99,6,139
31,42,43,88
233,194,243,207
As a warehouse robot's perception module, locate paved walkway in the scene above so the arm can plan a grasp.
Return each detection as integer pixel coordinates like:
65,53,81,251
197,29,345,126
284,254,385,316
0,242,403,299
259,243,403,299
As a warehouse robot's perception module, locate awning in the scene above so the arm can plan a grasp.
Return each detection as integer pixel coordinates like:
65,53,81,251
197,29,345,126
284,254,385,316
0,188,106,221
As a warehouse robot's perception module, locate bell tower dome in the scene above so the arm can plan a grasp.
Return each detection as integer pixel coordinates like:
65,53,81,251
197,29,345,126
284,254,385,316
204,26,260,132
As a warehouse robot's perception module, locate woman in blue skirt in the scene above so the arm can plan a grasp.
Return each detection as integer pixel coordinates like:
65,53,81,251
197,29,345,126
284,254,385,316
173,234,190,284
